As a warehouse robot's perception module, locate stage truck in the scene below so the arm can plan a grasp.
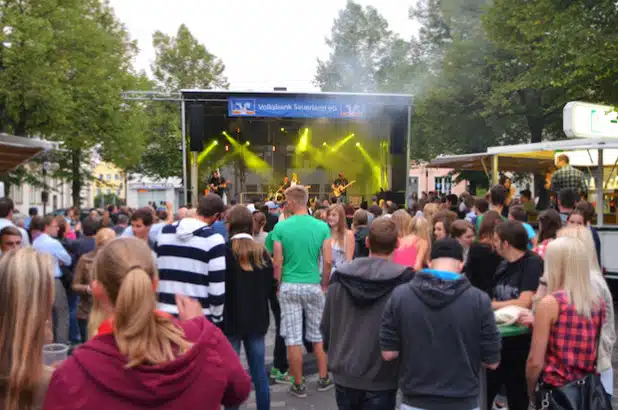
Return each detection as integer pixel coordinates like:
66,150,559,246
179,89,413,206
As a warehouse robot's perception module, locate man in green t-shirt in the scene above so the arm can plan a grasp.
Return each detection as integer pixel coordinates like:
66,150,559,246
271,185,333,397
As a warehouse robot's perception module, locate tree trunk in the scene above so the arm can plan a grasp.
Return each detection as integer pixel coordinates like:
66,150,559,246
71,148,82,208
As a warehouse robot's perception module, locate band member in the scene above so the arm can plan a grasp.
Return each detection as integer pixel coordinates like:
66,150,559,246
332,172,349,203
290,173,299,187
281,176,291,191
208,169,228,203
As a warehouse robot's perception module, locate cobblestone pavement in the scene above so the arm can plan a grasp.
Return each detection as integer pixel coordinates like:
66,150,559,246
237,309,618,409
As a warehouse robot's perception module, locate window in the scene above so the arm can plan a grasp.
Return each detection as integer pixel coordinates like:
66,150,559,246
105,175,111,181
99,174,103,180
29,185,38,204
97,188,102,195
11,184,23,203
106,188,111,194
114,174,120,180
116,189,121,196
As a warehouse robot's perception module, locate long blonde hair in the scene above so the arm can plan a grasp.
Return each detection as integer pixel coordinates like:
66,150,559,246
545,236,600,317
93,237,191,368
0,248,54,410
327,204,348,246
85,228,118,341
228,205,268,271
423,203,439,226
557,226,602,277
410,215,431,244
391,210,413,237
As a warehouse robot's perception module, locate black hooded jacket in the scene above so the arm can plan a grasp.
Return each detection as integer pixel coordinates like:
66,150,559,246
380,270,501,410
320,257,414,391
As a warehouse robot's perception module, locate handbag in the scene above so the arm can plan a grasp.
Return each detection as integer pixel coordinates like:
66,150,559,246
536,312,612,410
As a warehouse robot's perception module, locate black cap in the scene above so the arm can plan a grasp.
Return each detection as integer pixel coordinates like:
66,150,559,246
431,238,464,261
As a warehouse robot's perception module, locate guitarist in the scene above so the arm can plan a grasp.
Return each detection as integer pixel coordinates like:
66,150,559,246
332,172,350,204
208,169,228,202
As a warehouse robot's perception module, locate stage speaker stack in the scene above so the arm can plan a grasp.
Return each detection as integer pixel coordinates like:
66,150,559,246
188,103,205,152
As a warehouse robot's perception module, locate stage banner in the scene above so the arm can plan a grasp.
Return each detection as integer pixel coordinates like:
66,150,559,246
228,97,364,119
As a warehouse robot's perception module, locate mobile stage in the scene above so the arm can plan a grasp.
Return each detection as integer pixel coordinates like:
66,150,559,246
180,90,414,206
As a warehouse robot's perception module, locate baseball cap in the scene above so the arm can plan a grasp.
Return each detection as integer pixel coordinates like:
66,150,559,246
265,201,279,210
430,238,464,261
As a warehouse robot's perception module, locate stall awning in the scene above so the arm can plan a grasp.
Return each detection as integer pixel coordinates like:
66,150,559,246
427,152,554,173
0,134,55,174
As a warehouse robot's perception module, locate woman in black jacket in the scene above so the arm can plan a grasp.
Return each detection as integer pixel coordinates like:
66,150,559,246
464,210,504,296
224,205,273,410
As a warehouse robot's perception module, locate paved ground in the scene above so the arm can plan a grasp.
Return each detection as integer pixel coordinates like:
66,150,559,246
237,307,618,410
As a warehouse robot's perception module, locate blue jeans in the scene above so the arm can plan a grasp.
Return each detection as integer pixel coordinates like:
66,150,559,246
335,385,397,410
225,335,270,410
68,293,80,343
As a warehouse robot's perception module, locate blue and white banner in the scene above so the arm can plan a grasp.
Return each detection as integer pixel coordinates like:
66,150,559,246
228,97,364,119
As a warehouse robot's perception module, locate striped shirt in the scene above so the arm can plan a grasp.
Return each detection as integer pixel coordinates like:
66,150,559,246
154,218,226,324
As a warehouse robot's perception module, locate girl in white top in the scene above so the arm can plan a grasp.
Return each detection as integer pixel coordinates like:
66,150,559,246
326,204,354,274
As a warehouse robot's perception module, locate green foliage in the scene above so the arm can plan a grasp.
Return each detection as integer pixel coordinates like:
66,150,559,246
93,193,125,208
482,0,618,142
152,24,228,91
136,24,229,180
0,0,149,206
318,0,618,165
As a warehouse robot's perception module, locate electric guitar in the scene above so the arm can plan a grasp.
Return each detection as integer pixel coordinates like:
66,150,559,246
332,180,356,197
209,181,228,194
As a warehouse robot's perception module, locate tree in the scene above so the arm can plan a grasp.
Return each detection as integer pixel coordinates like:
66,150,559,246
0,0,149,206
136,24,229,179
315,1,409,92
152,24,228,91
482,0,618,142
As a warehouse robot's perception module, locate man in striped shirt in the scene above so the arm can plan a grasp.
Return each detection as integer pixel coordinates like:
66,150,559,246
155,194,226,325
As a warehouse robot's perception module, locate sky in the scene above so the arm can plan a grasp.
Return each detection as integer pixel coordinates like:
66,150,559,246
108,0,420,92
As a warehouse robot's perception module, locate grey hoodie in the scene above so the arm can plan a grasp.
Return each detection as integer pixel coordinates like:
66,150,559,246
320,257,414,391
380,271,501,410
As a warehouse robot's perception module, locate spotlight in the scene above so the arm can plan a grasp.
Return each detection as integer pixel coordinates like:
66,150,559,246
305,128,309,133
214,140,218,145
245,141,250,146
225,145,229,152
272,146,276,152
322,142,327,147
331,148,335,152
355,142,361,147
280,127,285,132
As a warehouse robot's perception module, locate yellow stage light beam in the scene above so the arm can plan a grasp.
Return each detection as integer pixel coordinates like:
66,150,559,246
224,133,271,176
296,128,310,153
197,140,219,164
330,133,355,153
356,143,383,189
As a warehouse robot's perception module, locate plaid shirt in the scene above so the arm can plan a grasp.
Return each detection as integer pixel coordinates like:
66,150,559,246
550,165,588,196
542,290,605,387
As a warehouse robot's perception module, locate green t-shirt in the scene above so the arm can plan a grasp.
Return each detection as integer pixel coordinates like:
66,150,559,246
270,214,331,284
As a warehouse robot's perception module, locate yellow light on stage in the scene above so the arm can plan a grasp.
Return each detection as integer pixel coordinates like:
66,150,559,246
322,142,327,147
197,140,218,164
297,128,309,153
272,146,276,152
355,142,361,147
214,140,218,145
245,141,250,146
280,127,285,132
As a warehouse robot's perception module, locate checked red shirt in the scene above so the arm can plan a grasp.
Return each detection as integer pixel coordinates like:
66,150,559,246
542,290,605,387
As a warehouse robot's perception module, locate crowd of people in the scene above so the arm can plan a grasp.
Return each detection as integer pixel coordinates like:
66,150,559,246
0,159,614,410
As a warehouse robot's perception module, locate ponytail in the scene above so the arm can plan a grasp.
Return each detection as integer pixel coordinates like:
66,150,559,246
114,268,190,368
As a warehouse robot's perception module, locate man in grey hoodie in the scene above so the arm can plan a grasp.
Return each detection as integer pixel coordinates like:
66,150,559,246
321,218,414,410
380,238,501,410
